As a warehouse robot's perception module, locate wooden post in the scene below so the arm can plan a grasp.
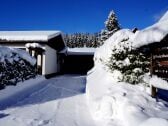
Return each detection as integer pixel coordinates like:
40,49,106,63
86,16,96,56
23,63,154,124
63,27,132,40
150,53,154,76
151,85,157,97
150,52,157,97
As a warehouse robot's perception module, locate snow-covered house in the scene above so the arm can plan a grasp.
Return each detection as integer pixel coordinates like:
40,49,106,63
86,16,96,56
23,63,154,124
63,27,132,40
0,31,66,77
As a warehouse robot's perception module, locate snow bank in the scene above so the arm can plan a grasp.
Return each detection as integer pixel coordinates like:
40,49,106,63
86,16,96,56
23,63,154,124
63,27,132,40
140,118,168,126
159,11,168,22
133,11,168,48
87,67,168,126
0,76,45,109
87,66,168,126
86,11,168,126
13,48,36,65
94,29,134,67
150,76,168,90
94,10,168,67
0,46,36,65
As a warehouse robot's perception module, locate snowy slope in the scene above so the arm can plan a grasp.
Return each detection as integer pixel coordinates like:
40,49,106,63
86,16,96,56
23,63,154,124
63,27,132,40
86,11,168,126
0,75,96,126
87,67,168,126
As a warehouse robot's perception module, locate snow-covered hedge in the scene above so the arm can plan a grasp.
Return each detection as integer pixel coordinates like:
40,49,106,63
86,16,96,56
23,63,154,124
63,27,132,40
0,46,36,89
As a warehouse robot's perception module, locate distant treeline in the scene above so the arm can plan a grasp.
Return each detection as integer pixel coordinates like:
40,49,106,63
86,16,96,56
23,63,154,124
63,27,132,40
64,10,121,48
63,33,100,48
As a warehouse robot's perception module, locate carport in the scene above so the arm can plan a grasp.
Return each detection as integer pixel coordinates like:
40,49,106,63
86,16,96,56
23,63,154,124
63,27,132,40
61,48,95,74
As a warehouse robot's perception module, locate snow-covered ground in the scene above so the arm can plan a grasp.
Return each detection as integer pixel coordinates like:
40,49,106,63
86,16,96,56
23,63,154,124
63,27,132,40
1,10,168,126
0,75,96,126
86,11,168,126
87,67,168,126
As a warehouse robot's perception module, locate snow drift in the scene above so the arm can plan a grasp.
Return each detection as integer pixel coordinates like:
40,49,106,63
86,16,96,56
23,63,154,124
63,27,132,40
133,11,168,48
0,46,36,66
86,11,168,126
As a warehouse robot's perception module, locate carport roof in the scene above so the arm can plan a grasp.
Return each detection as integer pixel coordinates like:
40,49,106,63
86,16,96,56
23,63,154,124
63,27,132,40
66,48,96,55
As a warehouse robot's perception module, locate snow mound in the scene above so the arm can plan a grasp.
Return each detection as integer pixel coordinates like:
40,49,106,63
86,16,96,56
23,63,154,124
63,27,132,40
87,66,168,126
86,11,168,126
0,46,36,65
133,11,168,48
159,11,168,22
94,29,134,67
150,76,168,90
140,118,168,126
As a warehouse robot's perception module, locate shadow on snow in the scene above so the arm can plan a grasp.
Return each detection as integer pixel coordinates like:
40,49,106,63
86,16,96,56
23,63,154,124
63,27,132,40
0,75,86,110
0,113,9,119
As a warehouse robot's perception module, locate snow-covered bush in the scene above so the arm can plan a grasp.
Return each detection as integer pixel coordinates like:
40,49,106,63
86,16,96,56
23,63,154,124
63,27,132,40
107,38,150,84
0,46,36,89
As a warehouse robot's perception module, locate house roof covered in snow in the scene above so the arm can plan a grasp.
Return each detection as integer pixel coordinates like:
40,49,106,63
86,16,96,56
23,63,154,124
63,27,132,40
133,11,168,48
0,31,62,42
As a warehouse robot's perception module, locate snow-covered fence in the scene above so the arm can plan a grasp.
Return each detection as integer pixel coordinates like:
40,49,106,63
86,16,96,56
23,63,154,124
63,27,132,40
149,35,168,96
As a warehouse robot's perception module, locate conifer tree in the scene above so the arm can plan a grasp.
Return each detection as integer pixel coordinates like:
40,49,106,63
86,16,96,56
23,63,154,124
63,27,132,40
105,10,120,33
99,10,120,45
107,39,150,84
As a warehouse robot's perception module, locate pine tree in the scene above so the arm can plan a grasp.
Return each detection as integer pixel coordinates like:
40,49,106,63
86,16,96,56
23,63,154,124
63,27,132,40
98,10,120,45
105,10,120,33
107,39,150,84
63,33,99,48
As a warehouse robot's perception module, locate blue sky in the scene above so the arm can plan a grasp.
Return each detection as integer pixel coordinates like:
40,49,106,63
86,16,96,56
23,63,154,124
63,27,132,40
0,0,168,33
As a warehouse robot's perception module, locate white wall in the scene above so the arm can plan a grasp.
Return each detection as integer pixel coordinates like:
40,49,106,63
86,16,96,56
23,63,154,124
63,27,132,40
43,45,58,75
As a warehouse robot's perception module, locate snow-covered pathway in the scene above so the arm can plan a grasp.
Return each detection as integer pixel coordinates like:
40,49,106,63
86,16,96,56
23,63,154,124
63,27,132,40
0,75,96,126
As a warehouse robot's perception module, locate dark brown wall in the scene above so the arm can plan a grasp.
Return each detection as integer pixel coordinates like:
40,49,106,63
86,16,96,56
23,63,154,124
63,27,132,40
48,35,65,51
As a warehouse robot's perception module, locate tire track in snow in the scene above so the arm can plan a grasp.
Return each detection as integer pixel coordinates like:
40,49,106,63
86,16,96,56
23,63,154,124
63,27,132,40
15,83,53,106
0,75,97,126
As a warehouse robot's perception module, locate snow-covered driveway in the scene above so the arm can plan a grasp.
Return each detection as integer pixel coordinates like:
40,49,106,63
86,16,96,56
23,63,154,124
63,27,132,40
0,75,96,126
